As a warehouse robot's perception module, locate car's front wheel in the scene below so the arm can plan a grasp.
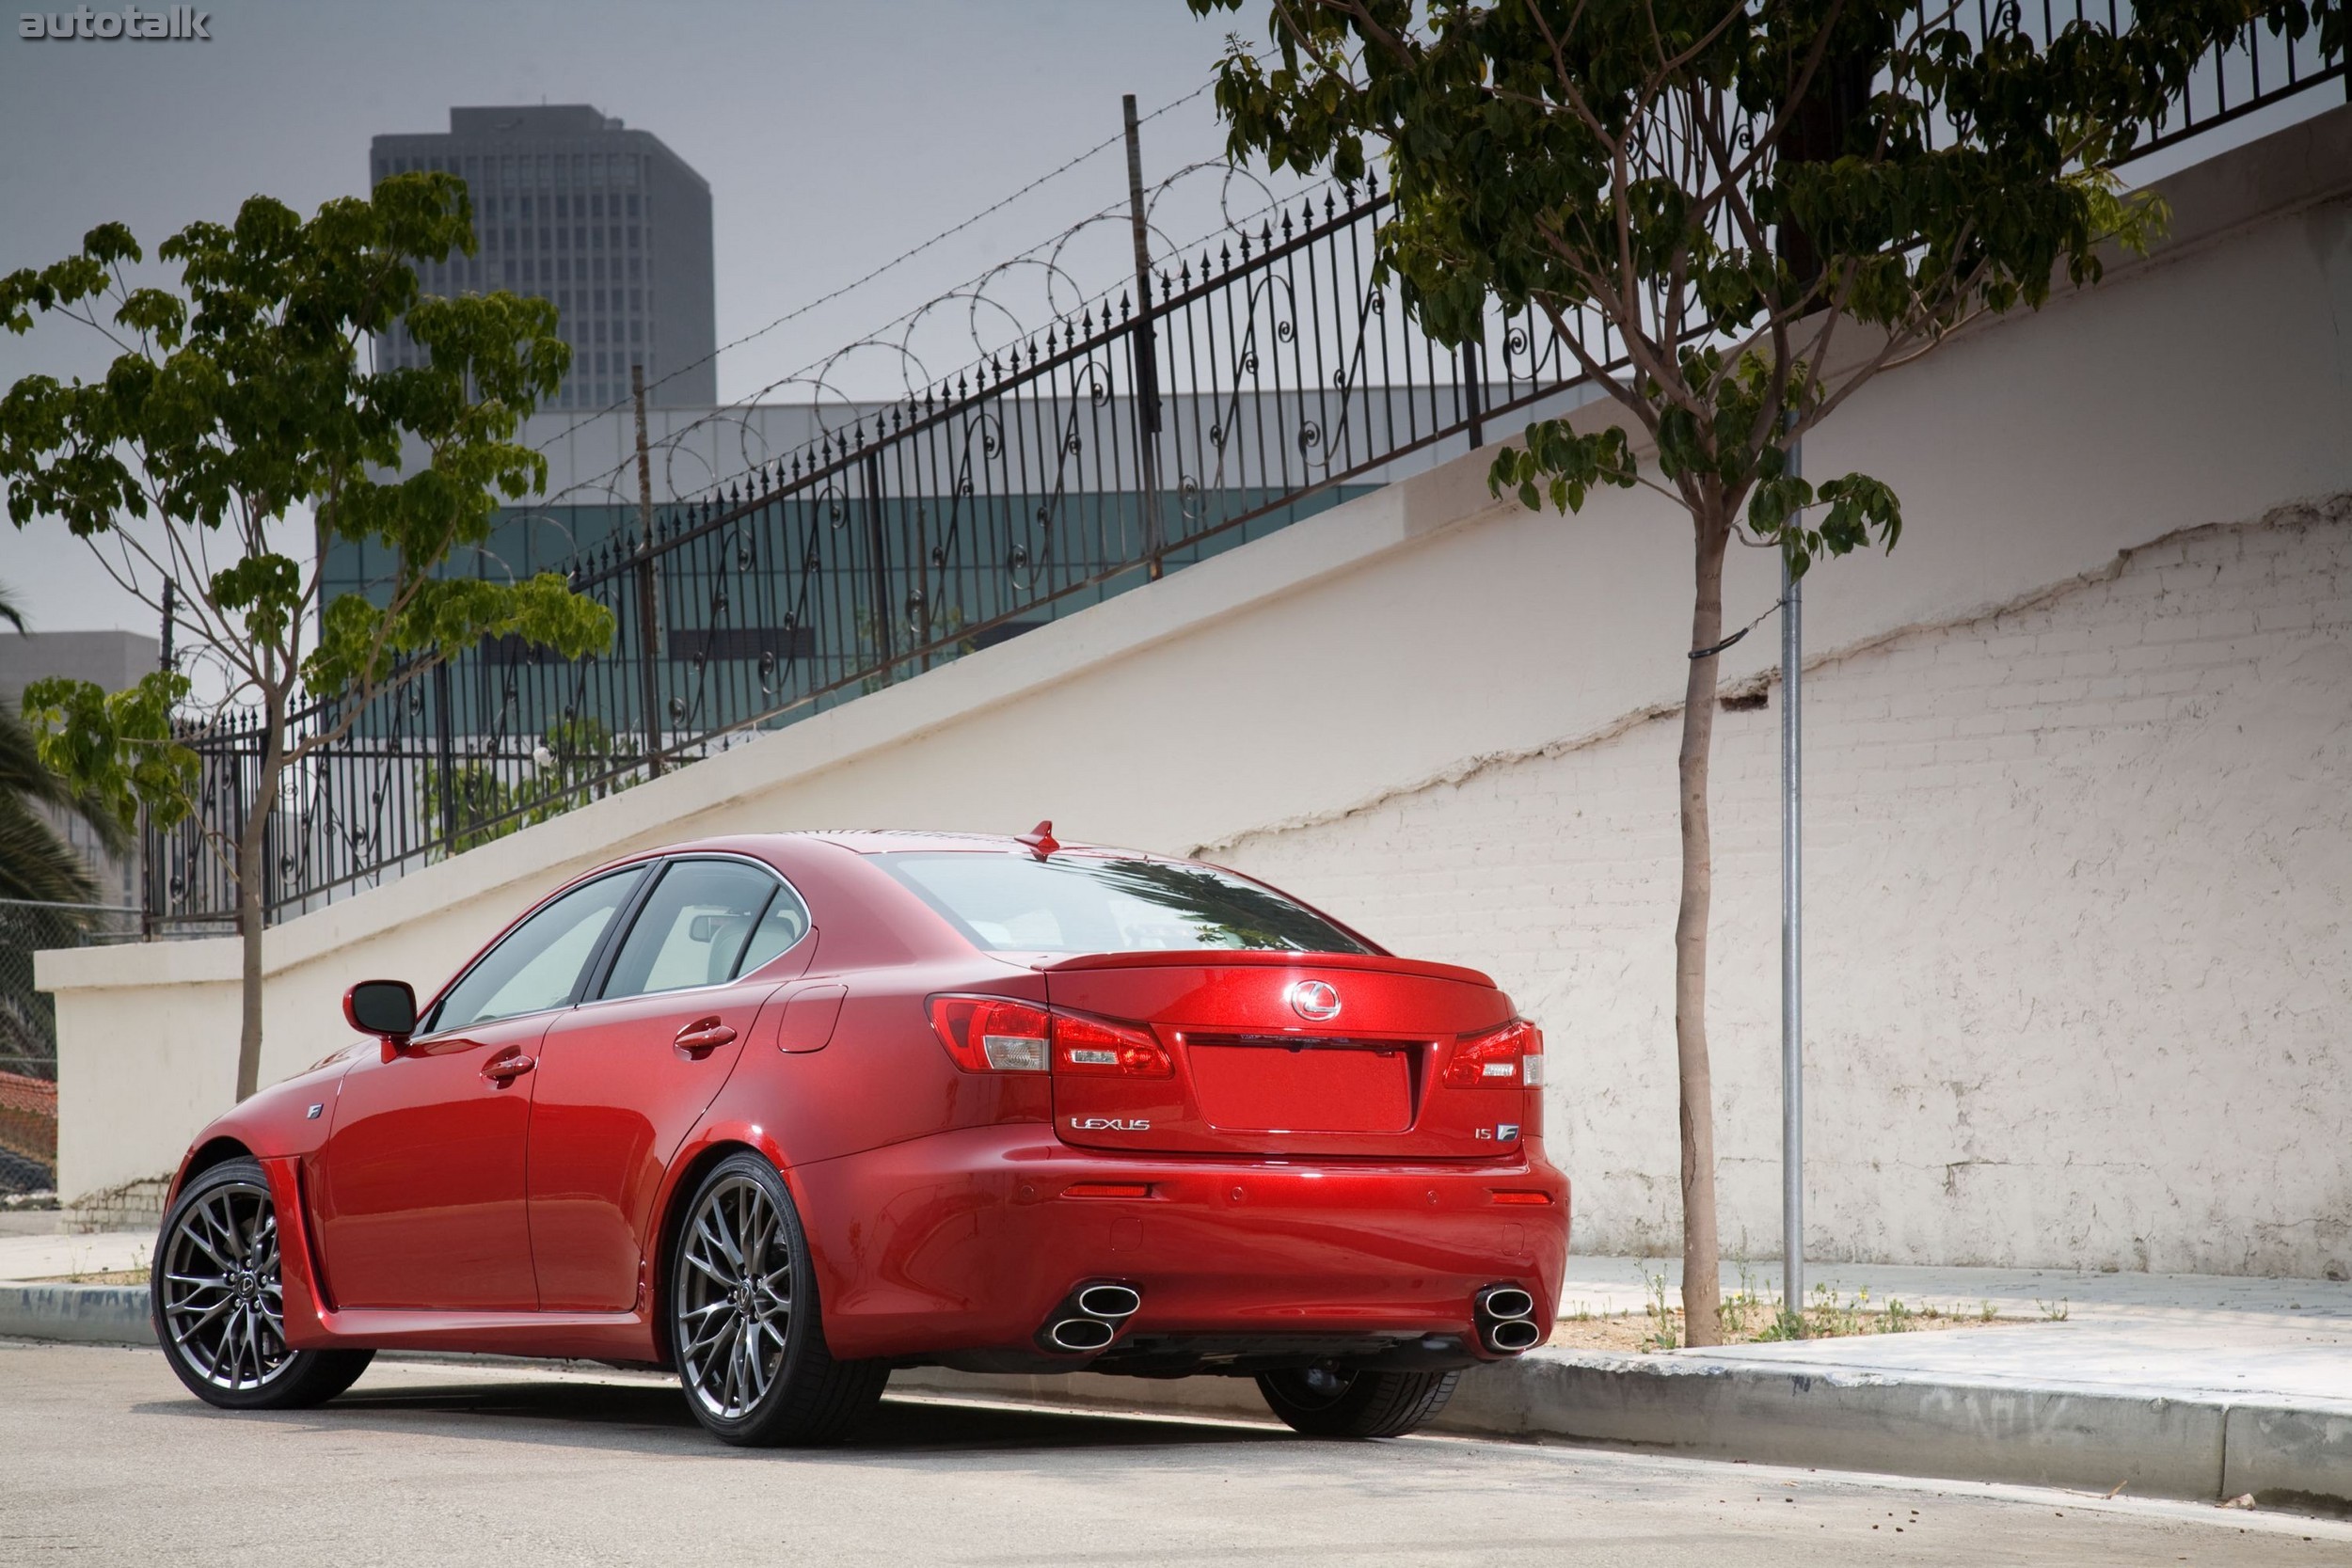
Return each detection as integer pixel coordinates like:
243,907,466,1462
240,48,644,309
151,1157,373,1409
669,1151,887,1446
1256,1363,1460,1438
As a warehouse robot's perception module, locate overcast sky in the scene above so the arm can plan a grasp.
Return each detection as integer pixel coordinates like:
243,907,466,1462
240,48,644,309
0,0,1272,634
0,3,2321,638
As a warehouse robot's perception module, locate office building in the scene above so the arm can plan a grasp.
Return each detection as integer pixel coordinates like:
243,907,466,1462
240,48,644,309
370,104,716,408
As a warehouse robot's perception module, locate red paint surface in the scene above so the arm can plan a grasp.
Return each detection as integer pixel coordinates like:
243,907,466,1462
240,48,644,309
311,1014,547,1310
174,832,1569,1370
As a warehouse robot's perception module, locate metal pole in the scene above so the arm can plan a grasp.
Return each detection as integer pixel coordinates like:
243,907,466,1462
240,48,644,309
1462,318,1486,451
863,452,894,688
1781,436,1805,1319
434,658,457,850
145,582,176,935
631,364,665,777
1121,93,1165,580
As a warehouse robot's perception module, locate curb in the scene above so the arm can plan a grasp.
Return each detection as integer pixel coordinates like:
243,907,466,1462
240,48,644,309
885,1353,2352,1513
8,1288,2345,1513
0,1282,151,1345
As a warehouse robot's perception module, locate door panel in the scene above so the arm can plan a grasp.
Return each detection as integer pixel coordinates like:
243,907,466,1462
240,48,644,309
314,1015,548,1310
527,857,810,1311
527,986,771,1309
313,866,646,1313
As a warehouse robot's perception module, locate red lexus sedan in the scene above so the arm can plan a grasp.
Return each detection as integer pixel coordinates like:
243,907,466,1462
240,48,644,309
151,829,1567,1444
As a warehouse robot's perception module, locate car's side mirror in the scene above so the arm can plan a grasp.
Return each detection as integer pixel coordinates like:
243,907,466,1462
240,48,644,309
343,979,419,1044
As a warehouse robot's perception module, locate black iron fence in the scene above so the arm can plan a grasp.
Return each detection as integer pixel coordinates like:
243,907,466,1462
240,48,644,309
146,12,2341,931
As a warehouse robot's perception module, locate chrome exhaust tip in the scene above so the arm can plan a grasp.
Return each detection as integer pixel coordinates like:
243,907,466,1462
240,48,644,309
1075,1284,1141,1321
1047,1316,1116,1353
1486,1317,1543,1353
1483,1287,1535,1322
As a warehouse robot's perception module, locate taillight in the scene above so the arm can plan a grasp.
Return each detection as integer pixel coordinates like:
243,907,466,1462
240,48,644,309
1445,1020,1544,1088
928,996,1172,1078
1050,1010,1173,1078
928,995,1051,1072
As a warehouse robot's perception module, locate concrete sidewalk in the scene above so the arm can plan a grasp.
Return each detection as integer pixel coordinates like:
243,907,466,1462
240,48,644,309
906,1256,2352,1513
1559,1254,2352,1409
7,1241,2347,1513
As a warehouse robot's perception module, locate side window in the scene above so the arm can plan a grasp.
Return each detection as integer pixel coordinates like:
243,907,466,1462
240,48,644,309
733,879,812,975
598,860,793,1000
430,869,644,1031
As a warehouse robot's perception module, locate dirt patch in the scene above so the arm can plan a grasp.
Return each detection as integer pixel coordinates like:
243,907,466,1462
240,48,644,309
1551,1295,2042,1353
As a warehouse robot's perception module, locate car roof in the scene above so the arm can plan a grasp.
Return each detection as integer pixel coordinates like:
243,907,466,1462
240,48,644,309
738,830,1148,858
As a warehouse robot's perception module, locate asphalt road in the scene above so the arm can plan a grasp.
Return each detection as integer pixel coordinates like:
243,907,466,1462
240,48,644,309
4,1341,2345,1567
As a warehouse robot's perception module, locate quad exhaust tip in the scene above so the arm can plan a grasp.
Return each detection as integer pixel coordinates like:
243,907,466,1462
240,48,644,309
1483,1287,1535,1322
1475,1282,1542,1354
1047,1316,1117,1352
1075,1283,1141,1320
1038,1279,1145,1355
1486,1317,1543,1352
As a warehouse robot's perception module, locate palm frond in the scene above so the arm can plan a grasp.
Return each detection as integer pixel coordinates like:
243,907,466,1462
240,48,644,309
0,694,134,859
0,798,103,915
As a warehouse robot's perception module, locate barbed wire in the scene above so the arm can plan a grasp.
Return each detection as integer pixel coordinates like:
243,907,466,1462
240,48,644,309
523,78,1222,460
517,158,1357,527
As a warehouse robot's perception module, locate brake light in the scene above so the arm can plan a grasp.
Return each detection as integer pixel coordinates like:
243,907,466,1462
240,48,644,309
928,996,1051,1072
928,996,1173,1077
1445,1020,1544,1088
1051,1010,1174,1078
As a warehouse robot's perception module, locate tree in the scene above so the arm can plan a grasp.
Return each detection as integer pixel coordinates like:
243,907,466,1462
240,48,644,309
1184,0,2329,1342
0,174,613,1101
0,583,129,914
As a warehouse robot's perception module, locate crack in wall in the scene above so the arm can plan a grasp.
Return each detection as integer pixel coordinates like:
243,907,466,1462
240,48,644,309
1189,493,2352,861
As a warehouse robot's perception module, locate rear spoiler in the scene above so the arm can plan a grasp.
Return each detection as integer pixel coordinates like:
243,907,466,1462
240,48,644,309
1032,949,1498,990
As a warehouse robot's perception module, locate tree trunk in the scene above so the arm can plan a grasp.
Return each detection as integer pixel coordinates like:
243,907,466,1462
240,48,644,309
231,704,283,1102
1675,507,1731,1347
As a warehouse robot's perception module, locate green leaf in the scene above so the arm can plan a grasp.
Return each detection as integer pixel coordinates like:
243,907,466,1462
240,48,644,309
19,672,198,831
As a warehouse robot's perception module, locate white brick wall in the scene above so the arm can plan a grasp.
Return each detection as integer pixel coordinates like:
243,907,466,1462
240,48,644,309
1213,499,2352,1278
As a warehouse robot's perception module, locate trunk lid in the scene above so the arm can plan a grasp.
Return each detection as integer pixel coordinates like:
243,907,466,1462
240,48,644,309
1041,952,1535,1159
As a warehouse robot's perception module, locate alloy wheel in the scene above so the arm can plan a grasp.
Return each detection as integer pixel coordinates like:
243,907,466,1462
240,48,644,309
158,1178,293,1392
676,1174,793,1419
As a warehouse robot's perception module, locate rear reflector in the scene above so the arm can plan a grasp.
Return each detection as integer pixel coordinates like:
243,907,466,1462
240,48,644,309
1489,1190,1553,1206
1062,1182,1152,1199
928,994,1171,1077
1444,1020,1544,1088
929,996,1051,1073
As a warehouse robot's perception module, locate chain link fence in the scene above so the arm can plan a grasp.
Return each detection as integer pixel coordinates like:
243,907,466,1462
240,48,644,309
0,899,141,1196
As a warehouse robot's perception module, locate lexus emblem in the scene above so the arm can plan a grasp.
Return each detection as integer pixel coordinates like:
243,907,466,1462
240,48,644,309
1288,980,1342,1022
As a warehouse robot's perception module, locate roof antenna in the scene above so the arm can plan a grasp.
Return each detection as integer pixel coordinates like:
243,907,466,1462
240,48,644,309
1016,820,1059,860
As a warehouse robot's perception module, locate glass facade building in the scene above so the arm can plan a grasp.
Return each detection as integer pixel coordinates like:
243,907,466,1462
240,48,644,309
369,104,716,409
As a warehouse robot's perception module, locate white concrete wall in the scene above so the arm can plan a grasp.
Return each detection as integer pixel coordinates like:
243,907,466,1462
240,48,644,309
40,109,2352,1269
1218,499,2352,1278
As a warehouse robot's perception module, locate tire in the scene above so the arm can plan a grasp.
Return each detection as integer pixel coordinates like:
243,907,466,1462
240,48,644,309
1256,1364,1461,1438
151,1157,373,1410
668,1151,888,1446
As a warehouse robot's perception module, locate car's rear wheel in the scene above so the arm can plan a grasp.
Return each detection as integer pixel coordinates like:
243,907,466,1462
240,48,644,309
1256,1363,1460,1438
151,1157,373,1409
669,1151,887,1446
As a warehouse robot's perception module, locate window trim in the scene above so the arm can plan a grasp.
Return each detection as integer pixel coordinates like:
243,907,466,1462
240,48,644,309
576,852,813,1010
416,863,653,1037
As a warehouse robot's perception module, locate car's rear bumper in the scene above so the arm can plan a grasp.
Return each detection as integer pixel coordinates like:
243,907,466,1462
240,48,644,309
787,1124,1570,1366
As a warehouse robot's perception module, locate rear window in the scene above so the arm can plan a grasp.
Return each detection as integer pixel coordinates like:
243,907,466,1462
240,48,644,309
875,852,1374,956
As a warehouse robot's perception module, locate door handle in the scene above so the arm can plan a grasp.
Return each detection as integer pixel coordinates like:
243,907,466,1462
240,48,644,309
675,1019,738,1055
482,1053,535,1084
